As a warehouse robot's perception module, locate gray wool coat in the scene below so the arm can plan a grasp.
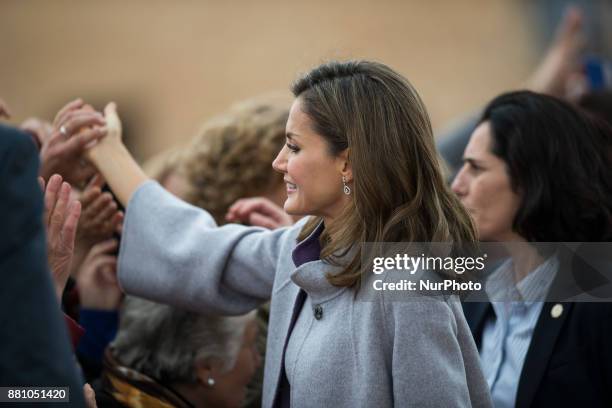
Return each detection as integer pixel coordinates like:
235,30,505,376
118,181,492,408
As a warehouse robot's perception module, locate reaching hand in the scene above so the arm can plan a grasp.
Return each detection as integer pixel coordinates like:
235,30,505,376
76,239,123,311
77,174,123,245
526,6,585,99
42,174,82,301
39,99,107,186
226,197,294,229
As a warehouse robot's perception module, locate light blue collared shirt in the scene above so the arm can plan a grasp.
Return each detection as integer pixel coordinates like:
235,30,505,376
480,256,558,408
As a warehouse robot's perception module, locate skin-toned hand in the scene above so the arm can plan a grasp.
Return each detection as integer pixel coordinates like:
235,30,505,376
41,174,82,301
83,384,98,408
86,102,149,207
20,117,53,149
226,197,294,229
526,6,585,99
39,99,107,186
76,239,123,311
0,97,12,119
77,174,124,244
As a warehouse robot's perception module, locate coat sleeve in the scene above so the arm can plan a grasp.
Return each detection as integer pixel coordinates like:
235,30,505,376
384,295,492,408
118,181,299,315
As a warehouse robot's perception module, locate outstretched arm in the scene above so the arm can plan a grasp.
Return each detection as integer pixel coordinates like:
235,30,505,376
86,103,149,207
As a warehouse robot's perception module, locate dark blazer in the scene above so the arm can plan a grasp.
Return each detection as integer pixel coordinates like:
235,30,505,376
463,248,612,408
0,124,85,406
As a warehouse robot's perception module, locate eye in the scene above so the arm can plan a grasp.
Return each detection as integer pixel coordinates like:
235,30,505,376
467,162,483,173
286,142,300,153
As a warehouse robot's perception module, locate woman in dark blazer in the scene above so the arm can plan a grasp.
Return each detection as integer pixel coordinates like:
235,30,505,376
452,91,612,407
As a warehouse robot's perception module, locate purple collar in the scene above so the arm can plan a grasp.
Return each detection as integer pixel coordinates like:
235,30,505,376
291,221,325,267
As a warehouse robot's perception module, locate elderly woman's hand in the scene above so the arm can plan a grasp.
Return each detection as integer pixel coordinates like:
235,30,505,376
76,239,123,311
42,174,82,301
39,99,107,186
226,197,294,229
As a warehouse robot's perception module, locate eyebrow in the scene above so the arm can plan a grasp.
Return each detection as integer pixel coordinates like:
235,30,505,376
462,157,485,166
286,132,300,140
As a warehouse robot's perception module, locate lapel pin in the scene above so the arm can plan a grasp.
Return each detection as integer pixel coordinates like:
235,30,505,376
551,303,563,318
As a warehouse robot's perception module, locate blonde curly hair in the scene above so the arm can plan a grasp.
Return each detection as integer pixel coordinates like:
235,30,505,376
180,100,289,225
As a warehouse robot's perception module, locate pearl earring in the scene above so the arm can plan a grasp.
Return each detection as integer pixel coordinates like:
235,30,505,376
207,377,215,387
342,176,351,195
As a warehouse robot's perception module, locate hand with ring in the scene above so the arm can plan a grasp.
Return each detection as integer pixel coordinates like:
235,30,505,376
39,98,107,186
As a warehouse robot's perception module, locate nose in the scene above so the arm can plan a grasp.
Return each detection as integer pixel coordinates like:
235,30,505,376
272,145,287,174
451,165,468,198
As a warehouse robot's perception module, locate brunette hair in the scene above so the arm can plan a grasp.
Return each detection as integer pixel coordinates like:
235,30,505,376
480,90,612,242
292,60,477,287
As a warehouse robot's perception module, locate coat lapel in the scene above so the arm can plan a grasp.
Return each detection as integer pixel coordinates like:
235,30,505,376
515,301,572,407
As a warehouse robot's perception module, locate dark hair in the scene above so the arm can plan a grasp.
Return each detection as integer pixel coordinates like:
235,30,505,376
291,60,476,287
479,90,612,242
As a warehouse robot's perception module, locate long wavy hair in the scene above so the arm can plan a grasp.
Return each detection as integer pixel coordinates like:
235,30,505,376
293,60,477,287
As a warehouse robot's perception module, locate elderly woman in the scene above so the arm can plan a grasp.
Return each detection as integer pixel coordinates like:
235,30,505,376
83,60,492,407
96,297,259,408
452,91,612,407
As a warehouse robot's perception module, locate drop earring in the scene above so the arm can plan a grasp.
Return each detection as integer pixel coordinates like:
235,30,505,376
342,176,351,195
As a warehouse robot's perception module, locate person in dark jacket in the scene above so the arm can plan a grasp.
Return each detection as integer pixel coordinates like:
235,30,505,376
0,124,86,406
452,91,612,407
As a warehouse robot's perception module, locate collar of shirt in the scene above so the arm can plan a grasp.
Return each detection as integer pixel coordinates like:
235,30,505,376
485,255,558,305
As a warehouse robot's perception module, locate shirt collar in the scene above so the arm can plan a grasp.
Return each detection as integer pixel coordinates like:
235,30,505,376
485,256,558,304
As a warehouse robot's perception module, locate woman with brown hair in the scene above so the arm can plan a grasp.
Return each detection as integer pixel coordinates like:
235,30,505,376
82,60,492,407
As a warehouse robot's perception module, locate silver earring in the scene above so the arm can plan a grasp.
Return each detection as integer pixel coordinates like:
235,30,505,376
207,377,215,387
342,176,351,195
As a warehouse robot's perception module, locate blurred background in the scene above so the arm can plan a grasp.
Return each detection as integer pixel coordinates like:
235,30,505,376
1,0,610,161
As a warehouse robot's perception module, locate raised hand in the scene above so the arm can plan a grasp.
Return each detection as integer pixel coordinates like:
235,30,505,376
226,197,294,229
42,174,82,301
77,174,123,245
526,6,585,99
39,99,107,186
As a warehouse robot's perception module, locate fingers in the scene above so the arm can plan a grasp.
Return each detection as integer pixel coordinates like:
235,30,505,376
44,175,63,227
58,111,105,138
57,127,107,156
49,181,71,239
83,383,98,408
38,176,45,191
90,239,118,257
85,173,105,191
91,199,118,226
104,102,122,138
54,98,84,128
84,192,113,219
248,212,280,229
62,200,81,247
227,197,286,222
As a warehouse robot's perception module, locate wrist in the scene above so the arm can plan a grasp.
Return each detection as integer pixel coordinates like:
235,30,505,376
88,140,128,166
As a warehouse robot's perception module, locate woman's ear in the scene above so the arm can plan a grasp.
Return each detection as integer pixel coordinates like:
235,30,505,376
194,358,223,387
337,149,352,182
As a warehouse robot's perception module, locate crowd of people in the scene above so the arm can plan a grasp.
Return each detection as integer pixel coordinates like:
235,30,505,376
1,7,611,408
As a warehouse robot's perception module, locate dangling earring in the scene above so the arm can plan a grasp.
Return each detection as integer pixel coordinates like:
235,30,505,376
342,176,351,195
207,377,215,387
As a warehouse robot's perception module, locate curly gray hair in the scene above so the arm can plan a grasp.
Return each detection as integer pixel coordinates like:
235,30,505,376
111,296,253,384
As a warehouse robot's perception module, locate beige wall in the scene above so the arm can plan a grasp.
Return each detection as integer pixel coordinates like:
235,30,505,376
0,0,535,161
